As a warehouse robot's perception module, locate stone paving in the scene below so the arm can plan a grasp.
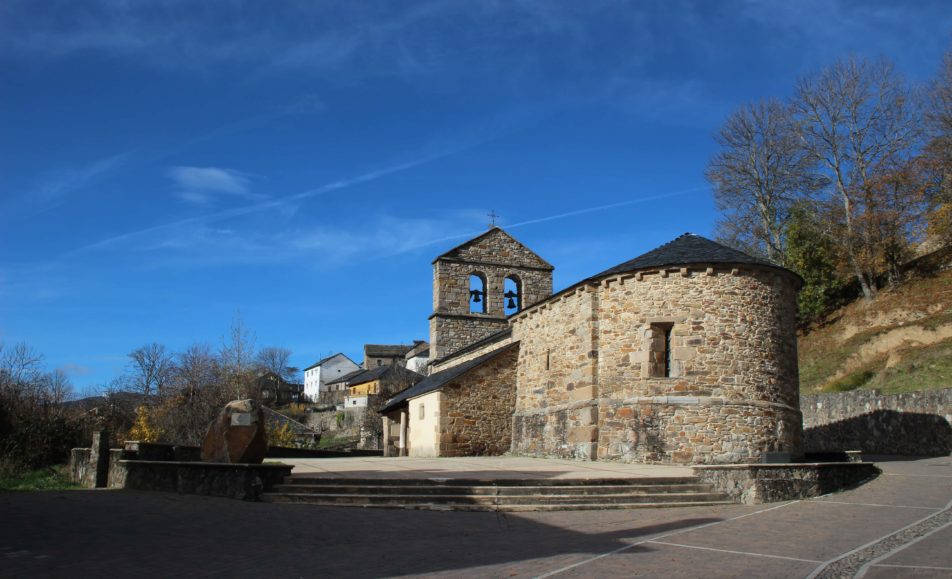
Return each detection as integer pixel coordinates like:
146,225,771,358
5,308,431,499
1,456,949,578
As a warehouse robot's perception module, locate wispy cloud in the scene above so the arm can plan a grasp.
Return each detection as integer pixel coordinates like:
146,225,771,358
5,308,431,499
62,122,501,260
4,151,133,216
117,211,486,271
168,166,259,204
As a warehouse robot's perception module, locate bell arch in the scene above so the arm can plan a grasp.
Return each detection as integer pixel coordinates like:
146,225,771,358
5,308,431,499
504,274,522,315
469,272,487,313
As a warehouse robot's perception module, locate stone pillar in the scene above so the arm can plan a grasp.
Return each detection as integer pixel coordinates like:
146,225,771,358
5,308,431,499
382,416,391,457
87,430,110,488
399,410,408,457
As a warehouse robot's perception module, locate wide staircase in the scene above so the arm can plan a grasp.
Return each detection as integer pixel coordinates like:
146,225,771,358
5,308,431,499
261,476,733,511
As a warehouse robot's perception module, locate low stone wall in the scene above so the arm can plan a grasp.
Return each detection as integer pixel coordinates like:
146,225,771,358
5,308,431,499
68,448,91,485
116,460,293,501
694,462,880,504
68,437,293,500
801,388,952,456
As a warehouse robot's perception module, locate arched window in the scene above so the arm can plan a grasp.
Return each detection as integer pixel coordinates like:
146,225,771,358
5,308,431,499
504,275,521,315
469,273,486,313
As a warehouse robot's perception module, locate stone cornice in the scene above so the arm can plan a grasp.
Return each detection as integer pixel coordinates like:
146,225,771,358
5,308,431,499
428,311,509,322
434,257,554,272
514,397,802,416
511,263,799,325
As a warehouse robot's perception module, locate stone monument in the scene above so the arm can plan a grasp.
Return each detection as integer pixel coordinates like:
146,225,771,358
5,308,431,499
201,399,268,464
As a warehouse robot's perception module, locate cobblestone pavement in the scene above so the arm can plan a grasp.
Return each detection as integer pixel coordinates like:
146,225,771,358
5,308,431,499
1,456,949,578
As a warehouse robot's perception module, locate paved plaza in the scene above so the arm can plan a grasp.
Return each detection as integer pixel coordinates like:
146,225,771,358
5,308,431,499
1,456,950,578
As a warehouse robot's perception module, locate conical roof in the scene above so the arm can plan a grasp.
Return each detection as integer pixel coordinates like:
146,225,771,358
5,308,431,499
595,233,780,277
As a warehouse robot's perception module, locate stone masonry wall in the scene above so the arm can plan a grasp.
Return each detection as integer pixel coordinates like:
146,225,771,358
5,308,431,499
801,388,952,456
439,347,518,456
510,265,804,465
430,332,515,374
430,229,552,360
511,287,599,459
429,311,508,362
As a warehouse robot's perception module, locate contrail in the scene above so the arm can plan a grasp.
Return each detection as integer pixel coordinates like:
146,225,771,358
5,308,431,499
61,152,452,259
505,187,708,228
401,186,709,253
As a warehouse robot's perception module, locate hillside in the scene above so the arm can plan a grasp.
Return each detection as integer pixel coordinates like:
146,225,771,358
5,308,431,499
798,267,952,394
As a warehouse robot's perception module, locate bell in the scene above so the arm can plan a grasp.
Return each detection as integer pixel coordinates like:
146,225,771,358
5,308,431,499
504,290,518,309
470,289,482,303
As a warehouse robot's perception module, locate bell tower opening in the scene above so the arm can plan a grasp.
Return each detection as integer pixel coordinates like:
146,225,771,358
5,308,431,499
429,227,554,361
504,275,521,315
469,273,486,314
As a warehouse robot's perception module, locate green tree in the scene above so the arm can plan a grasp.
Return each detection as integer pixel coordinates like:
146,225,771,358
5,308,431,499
785,201,849,323
793,56,922,298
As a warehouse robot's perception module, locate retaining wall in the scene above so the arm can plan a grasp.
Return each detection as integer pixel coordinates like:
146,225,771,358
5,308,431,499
801,388,952,456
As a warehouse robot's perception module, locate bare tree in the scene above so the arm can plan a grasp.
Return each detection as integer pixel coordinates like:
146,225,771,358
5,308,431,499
927,50,952,140
255,346,298,382
126,343,175,398
39,369,73,406
0,342,44,391
0,343,83,470
793,57,922,298
707,99,821,264
219,312,256,399
174,343,220,395
923,49,952,244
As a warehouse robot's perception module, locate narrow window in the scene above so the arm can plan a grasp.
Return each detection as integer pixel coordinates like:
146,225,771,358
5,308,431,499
469,273,486,313
504,275,521,315
663,326,672,378
648,323,674,378
545,348,550,371
419,403,425,420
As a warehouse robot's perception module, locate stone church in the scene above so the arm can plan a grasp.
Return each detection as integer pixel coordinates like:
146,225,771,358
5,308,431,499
380,227,804,465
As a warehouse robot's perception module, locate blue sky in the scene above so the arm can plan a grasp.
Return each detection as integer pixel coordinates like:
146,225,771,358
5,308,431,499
1,1,949,393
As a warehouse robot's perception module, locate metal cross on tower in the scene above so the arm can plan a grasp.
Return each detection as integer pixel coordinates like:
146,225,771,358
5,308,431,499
487,210,499,228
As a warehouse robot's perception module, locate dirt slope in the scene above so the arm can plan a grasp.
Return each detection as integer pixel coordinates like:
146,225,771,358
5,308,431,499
798,268,952,394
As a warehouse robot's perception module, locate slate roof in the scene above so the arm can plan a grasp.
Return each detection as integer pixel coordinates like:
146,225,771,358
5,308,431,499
346,363,423,388
364,344,415,358
324,368,370,386
379,343,518,414
303,352,357,372
517,233,802,316
405,340,430,359
595,233,782,277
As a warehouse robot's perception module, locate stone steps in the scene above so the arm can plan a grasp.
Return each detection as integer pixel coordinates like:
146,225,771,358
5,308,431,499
261,476,735,511
268,483,715,496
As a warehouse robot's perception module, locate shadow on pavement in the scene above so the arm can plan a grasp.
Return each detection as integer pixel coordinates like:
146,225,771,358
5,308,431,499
1,489,724,578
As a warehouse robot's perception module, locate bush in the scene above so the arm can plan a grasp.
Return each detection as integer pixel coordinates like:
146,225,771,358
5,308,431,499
827,370,876,392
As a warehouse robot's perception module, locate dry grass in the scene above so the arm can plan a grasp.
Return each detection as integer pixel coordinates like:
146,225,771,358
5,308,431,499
798,269,952,393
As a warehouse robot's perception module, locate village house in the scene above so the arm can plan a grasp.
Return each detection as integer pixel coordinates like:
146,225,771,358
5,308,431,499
302,353,361,402
256,371,304,406
364,344,416,368
404,341,430,373
380,227,803,465
343,364,424,409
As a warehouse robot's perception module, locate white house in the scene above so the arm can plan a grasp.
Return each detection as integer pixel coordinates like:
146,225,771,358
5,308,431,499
302,353,361,402
404,341,430,374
